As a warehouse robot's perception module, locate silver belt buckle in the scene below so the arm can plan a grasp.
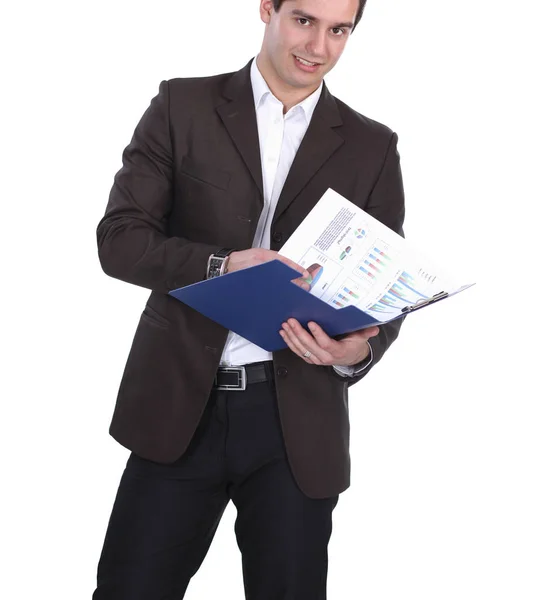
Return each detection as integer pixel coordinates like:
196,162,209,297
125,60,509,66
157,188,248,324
215,366,247,391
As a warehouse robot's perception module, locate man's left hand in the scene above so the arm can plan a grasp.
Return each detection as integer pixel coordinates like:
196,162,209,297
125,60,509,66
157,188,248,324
279,319,380,366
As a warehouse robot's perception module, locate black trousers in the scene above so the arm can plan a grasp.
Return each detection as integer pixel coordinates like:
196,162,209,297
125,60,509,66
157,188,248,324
93,372,339,599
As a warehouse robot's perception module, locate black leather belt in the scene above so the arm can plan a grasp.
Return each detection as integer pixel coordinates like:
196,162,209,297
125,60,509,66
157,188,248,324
214,361,272,391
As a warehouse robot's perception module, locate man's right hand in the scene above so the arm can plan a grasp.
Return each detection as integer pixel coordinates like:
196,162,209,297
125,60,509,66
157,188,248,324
227,249,311,291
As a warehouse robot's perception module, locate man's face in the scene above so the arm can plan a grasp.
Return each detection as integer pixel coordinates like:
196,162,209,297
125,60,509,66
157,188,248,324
259,0,360,92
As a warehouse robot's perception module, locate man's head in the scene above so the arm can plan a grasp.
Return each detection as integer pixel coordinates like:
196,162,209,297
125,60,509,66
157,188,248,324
258,0,365,104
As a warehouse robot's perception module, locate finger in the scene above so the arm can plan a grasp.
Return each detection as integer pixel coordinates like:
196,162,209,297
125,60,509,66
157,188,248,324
279,329,313,364
281,322,319,364
284,319,328,364
341,326,380,341
306,321,337,352
355,326,380,339
276,253,310,279
291,277,311,292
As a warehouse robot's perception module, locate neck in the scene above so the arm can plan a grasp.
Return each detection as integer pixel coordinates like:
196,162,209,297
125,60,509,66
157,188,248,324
255,54,320,114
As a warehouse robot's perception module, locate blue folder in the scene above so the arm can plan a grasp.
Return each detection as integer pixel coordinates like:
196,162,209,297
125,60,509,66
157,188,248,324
169,260,447,352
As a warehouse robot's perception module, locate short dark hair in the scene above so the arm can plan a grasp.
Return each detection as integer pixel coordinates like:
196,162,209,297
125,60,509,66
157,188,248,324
271,0,368,31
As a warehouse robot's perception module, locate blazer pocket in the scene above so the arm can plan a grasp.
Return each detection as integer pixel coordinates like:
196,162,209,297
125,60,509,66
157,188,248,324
179,156,230,191
141,305,170,329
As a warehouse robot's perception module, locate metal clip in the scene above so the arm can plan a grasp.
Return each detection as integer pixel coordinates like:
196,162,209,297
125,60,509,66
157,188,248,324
401,291,448,314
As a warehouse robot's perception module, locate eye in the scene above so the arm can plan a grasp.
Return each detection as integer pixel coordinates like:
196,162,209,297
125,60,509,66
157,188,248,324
331,27,347,36
297,18,311,26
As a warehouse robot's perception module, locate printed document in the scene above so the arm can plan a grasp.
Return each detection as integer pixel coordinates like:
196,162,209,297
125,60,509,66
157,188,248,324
279,189,472,323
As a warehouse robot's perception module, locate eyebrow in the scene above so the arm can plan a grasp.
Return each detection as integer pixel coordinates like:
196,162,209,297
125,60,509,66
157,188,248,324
291,9,354,30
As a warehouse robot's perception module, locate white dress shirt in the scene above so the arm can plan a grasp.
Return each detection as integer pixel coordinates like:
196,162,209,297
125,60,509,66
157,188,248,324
220,57,372,376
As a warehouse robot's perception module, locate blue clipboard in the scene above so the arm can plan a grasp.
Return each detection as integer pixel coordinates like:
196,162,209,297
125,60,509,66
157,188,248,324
169,260,446,352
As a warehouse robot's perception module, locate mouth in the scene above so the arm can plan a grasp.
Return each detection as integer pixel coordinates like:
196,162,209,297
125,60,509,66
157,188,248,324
295,56,320,67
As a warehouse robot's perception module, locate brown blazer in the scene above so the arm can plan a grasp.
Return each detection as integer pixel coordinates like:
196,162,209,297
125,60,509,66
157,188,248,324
97,59,405,499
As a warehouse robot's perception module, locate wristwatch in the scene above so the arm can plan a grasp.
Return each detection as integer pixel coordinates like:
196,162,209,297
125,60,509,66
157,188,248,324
206,248,235,279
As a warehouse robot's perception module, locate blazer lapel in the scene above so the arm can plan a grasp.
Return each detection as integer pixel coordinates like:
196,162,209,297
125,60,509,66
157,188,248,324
216,60,263,197
272,84,344,223
216,62,344,215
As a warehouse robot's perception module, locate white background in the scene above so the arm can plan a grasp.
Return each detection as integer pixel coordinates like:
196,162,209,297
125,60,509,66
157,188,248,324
2,0,557,598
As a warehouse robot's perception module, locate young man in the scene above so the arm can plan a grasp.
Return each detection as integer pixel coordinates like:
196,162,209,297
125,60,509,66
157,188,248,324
93,0,405,598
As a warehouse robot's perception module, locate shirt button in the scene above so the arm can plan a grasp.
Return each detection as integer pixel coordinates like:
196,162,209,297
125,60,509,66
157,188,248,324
272,232,283,243
277,367,288,377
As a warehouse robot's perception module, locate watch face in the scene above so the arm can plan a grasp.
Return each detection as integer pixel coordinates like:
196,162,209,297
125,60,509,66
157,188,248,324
207,250,233,279
208,256,224,278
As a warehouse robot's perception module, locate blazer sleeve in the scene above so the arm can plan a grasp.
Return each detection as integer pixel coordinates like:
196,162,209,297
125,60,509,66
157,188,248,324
333,131,406,387
96,80,222,293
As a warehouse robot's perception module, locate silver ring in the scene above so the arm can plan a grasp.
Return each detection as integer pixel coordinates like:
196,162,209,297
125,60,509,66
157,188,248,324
303,350,312,358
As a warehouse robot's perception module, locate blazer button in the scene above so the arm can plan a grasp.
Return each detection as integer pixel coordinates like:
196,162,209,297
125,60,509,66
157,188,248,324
276,367,288,377
272,232,283,243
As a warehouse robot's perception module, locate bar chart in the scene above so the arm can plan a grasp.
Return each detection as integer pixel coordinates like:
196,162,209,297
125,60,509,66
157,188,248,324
353,238,395,283
330,281,362,309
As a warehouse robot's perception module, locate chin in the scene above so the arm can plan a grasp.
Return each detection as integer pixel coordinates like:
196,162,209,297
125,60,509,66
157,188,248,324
289,75,318,89
289,66,322,84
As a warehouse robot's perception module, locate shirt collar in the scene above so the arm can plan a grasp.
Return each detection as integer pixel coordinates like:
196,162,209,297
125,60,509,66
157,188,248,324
250,56,323,124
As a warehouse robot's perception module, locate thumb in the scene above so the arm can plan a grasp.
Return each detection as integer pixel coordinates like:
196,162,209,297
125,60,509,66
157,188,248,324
347,326,380,340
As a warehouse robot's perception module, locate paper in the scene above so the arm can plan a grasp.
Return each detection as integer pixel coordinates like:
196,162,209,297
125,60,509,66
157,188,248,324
279,189,473,323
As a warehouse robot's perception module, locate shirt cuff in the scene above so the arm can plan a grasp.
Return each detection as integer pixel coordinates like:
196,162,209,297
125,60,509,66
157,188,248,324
332,341,373,377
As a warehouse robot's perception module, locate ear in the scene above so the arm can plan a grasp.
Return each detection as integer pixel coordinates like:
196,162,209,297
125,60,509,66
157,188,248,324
259,0,275,25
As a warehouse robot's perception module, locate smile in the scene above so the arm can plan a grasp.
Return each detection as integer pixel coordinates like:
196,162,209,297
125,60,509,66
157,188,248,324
295,56,320,67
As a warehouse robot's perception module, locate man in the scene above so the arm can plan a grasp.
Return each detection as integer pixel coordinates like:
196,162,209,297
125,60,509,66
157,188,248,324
93,0,405,598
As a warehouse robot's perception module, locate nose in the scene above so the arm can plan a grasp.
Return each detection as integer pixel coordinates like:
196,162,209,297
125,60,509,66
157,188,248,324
306,27,328,59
